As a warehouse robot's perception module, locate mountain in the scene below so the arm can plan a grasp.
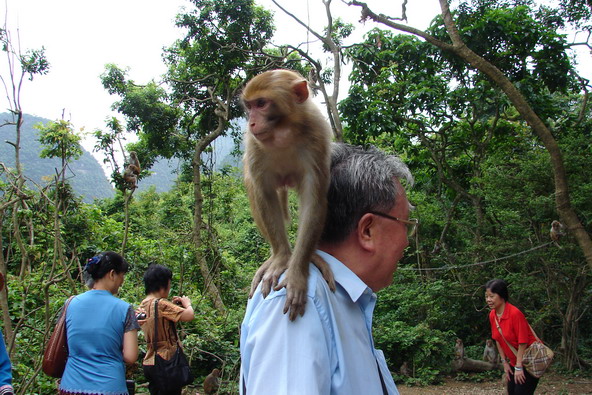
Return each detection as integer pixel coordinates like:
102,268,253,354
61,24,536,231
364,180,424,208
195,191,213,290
0,113,243,202
137,156,180,193
0,113,115,203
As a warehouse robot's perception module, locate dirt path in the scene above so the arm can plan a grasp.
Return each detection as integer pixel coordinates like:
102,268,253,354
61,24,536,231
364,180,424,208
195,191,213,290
397,372,592,394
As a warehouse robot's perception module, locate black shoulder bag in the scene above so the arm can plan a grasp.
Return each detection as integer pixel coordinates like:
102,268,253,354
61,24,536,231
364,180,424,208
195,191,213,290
143,299,194,390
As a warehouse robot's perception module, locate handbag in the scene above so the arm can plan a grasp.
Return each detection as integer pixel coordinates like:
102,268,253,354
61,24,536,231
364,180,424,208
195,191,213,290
42,296,75,378
143,299,194,390
495,316,554,378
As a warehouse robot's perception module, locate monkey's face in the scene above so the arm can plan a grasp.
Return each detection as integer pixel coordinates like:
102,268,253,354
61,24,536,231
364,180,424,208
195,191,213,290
243,97,281,141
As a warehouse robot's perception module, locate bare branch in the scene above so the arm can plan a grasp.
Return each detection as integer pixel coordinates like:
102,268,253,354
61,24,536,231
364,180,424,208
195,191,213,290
347,0,453,51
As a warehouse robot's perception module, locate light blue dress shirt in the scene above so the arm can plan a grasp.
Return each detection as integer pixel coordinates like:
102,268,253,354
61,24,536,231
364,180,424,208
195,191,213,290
240,250,399,395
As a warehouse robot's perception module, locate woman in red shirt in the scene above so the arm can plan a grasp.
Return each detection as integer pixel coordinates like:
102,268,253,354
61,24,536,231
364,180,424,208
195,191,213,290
485,279,538,395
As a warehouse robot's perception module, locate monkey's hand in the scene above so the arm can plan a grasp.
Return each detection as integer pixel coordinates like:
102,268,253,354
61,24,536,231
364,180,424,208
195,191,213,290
249,253,290,299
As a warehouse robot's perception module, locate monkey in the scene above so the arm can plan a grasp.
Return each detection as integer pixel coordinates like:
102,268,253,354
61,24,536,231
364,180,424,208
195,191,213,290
203,368,220,395
430,239,441,254
454,338,465,360
399,361,411,377
549,220,565,246
483,339,499,365
242,69,336,321
123,151,141,190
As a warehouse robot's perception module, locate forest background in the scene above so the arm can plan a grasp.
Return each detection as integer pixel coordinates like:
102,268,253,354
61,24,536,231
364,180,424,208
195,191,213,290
1,0,592,393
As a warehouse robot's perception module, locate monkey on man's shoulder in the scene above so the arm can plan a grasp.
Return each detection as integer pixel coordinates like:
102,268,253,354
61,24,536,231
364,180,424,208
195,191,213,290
241,69,335,321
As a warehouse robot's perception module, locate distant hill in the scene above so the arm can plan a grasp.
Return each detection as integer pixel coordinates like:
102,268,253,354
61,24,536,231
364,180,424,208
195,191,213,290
0,113,115,203
0,113,243,202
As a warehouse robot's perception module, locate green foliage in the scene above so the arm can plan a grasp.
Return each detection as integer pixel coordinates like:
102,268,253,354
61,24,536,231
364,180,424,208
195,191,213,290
3,0,592,392
35,119,83,161
0,27,50,80
340,0,592,383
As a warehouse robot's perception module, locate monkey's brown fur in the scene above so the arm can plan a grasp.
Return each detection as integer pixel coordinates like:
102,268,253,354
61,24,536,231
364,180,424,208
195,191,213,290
483,339,499,364
203,368,220,395
242,69,335,320
550,220,565,246
123,151,141,190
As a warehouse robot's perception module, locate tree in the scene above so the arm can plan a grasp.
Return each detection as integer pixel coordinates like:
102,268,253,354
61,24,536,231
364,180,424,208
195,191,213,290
35,118,82,287
344,0,592,370
101,0,278,311
270,0,354,141
347,0,592,306
0,19,49,345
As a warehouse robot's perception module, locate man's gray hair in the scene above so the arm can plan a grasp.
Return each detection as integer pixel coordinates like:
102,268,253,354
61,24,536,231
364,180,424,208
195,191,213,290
320,143,413,244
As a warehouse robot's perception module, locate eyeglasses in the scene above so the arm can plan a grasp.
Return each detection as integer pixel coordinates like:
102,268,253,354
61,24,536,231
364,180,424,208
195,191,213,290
368,211,419,237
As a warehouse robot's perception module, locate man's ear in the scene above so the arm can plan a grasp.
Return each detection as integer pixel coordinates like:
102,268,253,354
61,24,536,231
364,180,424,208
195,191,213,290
357,213,377,252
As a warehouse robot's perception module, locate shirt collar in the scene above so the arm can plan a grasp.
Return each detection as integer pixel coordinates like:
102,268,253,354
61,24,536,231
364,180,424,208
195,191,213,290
316,250,373,304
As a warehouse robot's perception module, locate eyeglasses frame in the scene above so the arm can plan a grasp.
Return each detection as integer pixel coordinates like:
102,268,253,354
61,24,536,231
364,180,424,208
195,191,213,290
368,211,419,237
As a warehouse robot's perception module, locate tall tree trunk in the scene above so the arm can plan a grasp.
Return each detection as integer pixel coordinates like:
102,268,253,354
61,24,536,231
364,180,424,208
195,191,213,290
192,152,225,313
121,190,134,256
436,0,592,269
190,97,229,313
0,210,13,342
558,269,588,369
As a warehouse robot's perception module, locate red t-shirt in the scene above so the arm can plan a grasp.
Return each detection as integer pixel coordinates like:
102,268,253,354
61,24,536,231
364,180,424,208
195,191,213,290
489,302,537,366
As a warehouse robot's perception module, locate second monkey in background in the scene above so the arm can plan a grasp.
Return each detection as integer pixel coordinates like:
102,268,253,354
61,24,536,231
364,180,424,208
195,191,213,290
242,69,335,320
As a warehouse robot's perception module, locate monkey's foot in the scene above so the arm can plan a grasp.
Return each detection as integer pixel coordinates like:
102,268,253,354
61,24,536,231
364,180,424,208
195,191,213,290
275,267,308,321
274,254,335,320
311,252,336,292
249,256,289,299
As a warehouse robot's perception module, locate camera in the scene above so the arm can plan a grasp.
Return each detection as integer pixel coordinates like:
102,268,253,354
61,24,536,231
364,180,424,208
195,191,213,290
136,312,146,320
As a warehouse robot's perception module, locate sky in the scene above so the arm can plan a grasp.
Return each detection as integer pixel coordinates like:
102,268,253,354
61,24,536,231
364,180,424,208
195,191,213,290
0,0,437,153
1,0,590,160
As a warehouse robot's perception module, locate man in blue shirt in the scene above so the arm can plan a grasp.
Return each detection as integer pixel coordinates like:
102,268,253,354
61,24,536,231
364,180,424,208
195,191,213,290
240,143,416,395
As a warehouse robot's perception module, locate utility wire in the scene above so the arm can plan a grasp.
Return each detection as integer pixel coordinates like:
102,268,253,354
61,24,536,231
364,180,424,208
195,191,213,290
399,242,555,272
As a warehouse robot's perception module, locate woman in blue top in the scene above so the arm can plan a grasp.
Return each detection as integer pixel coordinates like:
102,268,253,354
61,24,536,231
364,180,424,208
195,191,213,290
59,251,140,395
0,273,14,395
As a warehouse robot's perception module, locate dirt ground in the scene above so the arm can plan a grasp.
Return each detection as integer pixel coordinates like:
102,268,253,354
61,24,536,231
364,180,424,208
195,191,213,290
397,372,592,394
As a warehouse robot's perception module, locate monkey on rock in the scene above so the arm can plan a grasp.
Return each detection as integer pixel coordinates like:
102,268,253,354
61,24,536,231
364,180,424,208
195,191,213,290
242,69,336,321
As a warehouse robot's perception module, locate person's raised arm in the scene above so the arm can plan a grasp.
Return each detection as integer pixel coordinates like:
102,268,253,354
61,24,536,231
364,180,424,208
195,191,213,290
172,296,195,322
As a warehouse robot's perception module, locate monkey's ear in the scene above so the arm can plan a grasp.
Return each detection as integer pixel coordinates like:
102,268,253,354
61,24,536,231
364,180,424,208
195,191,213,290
293,80,309,103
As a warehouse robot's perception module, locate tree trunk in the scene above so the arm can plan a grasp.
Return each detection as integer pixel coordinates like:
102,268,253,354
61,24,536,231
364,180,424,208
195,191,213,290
192,153,225,312
452,357,503,372
559,270,588,369
121,190,134,256
0,210,13,342
190,98,230,313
